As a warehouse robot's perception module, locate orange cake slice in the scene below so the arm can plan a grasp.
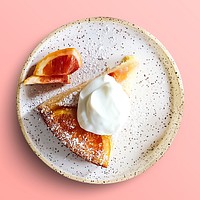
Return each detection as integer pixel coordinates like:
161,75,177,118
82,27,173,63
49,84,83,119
37,56,138,167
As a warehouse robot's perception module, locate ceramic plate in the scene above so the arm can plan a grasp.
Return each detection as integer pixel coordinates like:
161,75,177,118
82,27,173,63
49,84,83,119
17,17,184,184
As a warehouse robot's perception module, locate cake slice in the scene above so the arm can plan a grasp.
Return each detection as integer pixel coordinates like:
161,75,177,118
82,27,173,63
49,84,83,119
37,56,138,167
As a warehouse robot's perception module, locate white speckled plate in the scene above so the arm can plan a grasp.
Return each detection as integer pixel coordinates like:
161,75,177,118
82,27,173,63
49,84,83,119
17,17,184,184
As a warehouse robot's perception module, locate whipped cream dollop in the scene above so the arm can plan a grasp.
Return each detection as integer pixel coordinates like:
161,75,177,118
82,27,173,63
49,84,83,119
77,75,130,135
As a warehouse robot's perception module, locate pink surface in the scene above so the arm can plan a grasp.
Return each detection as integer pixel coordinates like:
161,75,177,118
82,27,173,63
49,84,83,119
0,0,199,199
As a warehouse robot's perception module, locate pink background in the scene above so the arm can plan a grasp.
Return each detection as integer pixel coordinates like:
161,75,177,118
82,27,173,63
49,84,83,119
0,0,199,199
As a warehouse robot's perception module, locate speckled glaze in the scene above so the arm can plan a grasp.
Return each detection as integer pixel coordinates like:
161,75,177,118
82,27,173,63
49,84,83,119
16,17,184,184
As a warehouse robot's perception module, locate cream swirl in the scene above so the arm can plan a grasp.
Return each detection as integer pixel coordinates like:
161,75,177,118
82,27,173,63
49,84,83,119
77,75,130,135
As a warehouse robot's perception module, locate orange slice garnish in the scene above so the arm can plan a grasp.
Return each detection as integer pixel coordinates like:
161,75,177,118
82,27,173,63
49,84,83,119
24,75,70,85
33,48,82,76
24,48,82,85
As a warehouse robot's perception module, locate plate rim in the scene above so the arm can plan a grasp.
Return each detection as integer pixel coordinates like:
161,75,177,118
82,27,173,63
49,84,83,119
16,16,184,184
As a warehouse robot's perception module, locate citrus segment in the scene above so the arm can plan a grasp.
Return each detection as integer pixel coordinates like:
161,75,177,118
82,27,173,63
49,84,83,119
33,48,82,76
23,48,82,85
40,55,79,76
24,75,70,85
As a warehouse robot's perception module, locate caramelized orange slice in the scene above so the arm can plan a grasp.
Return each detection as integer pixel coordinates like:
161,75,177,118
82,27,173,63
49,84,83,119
39,107,111,167
24,75,70,85
109,56,137,83
24,48,82,85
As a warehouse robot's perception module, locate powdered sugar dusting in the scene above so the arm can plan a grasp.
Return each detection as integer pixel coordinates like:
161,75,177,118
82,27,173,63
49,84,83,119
58,91,80,107
39,106,109,166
